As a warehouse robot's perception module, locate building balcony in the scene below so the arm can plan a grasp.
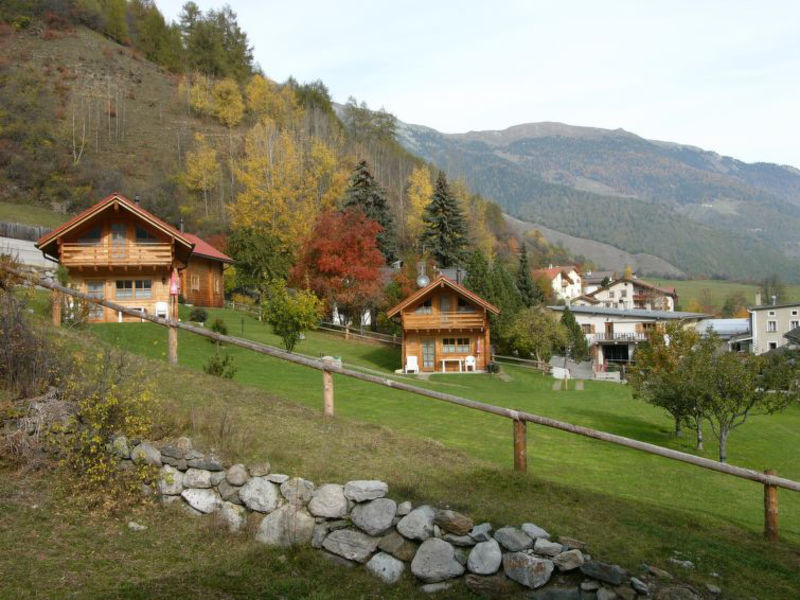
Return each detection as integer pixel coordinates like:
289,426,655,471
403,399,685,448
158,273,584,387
587,332,648,344
403,311,485,331
60,243,173,268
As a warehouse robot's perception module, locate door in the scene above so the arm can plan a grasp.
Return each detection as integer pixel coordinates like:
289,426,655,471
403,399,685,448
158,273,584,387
86,280,105,321
604,322,614,340
422,338,435,370
440,296,450,323
110,223,127,261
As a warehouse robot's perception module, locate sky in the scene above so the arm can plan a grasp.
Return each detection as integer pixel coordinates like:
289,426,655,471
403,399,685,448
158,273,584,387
158,1,800,168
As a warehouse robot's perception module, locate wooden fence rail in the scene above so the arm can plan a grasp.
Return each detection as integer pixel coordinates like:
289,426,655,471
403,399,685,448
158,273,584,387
3,263,797,542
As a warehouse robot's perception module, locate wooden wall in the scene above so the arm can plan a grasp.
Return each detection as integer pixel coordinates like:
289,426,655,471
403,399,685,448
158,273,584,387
69,267,171,323
181,257,225,308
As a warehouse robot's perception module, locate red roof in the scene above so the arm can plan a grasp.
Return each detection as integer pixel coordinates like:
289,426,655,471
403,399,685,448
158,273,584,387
183,233,234,264
532,267,576,283
386,275,500,318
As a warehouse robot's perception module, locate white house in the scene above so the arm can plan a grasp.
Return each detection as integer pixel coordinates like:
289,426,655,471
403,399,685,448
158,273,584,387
749,301,800,355
533,265,582,302
578,278,677,312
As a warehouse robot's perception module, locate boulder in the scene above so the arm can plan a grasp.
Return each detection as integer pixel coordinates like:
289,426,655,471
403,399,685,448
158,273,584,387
187,455,224,471
226,464,249,486
521,522,551,540
157,465,184,496
111,436,130,459
378,530,419,562
396,501,412,516
255,504,315,546
396,505,436,541
615,585,637,600
239,477,281,513
421,582,451,593
248,462,271,477
469,522,493,542
466,538,502,575
160,437,192,459
366,552,405,584
653,585,701,600
597,587,617,600
210,471,226,486
410,538,465,583
343,480,388,502
553,549,584,571
442,533,476,547
267,473,290,484
502,552,554,589
527,587,581,599
494,526,533,551
580,561,627,586
631,577,650,595
280,477,315,506
308,484,349,518
433,509,473,536
465,573,521,597
322,528,380,563
219,501,247,533
180,488,222,514
558,536,587,551
352,498,397,536
217,479,242,504
183,468,212,489
131,442,162,467
534,538,564,557
160,456,188,471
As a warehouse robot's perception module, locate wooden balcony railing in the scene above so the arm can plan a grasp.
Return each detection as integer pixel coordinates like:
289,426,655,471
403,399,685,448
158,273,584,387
60,243,173,267
403,311,485,330
588,332,648,343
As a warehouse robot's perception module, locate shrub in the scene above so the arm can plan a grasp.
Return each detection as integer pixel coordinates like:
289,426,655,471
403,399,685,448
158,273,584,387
189,307,208,323
210,318,227,336
486,362,501,374
203,351,236,379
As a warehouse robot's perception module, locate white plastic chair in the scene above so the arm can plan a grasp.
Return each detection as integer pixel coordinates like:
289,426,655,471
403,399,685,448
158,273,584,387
405,355,419,374
465,355,477,372
155,301,168,318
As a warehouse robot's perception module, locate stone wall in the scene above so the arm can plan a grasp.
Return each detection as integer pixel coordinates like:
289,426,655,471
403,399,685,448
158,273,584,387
117,435,710,599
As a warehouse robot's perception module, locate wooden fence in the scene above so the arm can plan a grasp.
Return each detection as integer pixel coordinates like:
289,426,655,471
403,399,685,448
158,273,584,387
3,262,797,543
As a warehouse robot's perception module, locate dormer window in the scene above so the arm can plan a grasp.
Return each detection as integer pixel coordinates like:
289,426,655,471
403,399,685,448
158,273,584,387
78,226,101,245
415,299,432,314
457,298,475,312
136,227,158,244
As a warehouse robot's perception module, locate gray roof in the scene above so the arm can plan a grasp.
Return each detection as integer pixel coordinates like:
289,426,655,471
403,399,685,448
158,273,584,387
695,318,750,338
549,305,707,320
785,326,800,344
749,302,800,312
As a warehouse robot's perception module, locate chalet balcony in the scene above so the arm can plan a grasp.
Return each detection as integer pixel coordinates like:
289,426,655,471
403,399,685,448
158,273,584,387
403,311,485,331
60,243,173,268
588,332,649,344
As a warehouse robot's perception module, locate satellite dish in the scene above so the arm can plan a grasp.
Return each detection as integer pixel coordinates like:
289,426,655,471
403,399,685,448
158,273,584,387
416,274,430,288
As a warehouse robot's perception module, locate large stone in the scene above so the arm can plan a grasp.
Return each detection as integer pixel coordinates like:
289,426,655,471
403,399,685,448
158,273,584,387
157,465,184,496
267,473,290,484
534,538,564,557
465,573,521,597
410,538,465,583
239,477,281,513
187,455,224,471
527,587,581,599
308,484,349,518
597,588,617,600
366,552,405,584
396,501,412,516
494,526,533,551
160,455,188,470
558,536,587,551
322,528,380,563
469,522,493,542
217,479,242,504
255,504,315,546
343,480,388,502
631,577,650,595
219,501,247,533
352,498,397,536
111,436,130,459
160,436,192,459
553,549,584,571
433,509,473,536
226,464,249,486
521,522,551,540
131,442,162,467
502,552,554,589
183,468,212,489
378,531,419,562
442,533,476,547
280,477,315,506
210,471,226,486
466,538,502,575
615,585,637,600
653,585,700,600
580,561,627,586
397,505,436,541
181,488,222,514
248,461,271,477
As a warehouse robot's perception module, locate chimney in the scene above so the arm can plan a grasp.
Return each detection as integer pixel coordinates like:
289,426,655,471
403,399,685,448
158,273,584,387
755,292,762,306
179,217,184,233
134,194,140,205
771,295,777,306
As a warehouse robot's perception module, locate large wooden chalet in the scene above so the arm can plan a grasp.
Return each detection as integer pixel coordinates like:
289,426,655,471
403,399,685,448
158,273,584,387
36,192,230,322
387,276,500,373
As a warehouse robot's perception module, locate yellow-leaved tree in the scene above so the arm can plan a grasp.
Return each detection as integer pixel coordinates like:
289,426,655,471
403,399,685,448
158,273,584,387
184,133,220,219
451,178,495,259
212,77,245,204
405,165,433,242
245,74,303,128
187,72,214,116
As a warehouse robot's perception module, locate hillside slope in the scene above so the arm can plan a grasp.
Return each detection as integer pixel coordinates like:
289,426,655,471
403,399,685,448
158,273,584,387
397,120,800,281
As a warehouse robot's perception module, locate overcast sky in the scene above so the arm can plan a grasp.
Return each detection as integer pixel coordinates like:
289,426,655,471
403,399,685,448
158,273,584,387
157,1,800,168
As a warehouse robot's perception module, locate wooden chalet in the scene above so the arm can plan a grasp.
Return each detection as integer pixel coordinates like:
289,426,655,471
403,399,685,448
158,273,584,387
386,276,500,373
180,233,233,308
36,192,194,323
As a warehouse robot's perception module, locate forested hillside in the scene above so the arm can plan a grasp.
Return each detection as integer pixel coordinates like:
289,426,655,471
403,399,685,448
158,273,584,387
397,121,800,281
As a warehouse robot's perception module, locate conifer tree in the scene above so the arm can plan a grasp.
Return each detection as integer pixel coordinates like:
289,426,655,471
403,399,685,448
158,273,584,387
463,250,492,300
421,172,467,268
343,160,396,263
560,306,589,361
516,244,540,307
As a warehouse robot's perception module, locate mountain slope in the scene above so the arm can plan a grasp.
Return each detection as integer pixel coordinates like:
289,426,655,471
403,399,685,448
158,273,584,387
397,121,800,281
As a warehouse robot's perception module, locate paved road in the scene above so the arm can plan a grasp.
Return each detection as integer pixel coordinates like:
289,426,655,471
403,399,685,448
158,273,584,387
0,236,53,268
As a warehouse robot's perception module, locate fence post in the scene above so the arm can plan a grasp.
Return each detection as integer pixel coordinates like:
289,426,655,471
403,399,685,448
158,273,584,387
51,290,61,327
513,418,527,473
764,469,778,542
322,356,335,417
168,293,178,365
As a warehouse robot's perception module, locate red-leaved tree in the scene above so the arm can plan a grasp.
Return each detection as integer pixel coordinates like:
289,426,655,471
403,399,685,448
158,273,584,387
292,208,385,326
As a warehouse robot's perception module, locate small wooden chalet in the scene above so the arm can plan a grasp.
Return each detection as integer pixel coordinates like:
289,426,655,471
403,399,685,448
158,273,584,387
386,276,500,373
180,233,233,308
36,192,194,323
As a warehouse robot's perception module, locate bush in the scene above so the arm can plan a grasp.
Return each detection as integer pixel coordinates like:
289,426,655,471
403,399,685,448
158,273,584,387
189,307,208,323
203,351,236,379
210,318,227,336
486,362,501,374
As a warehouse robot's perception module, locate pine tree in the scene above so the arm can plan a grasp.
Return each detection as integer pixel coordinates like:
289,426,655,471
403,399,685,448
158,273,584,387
560,306,589,361
516,244,540,307
343,160,396,263
463,250,492,299
421,172,467,268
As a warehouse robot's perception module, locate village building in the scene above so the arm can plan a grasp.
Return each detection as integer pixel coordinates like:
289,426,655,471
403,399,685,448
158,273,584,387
694,318,752,353
582,270,617,295
532,265,583,302
749,300,800,355
575,277,677,312
549,305,706,371
180,233,233,308
36,192,229,322
386,275,500,373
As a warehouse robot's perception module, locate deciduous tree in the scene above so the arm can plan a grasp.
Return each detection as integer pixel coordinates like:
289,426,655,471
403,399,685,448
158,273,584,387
507,307,568,364
183,132,219,219
262,279,323,352
405,165,433,242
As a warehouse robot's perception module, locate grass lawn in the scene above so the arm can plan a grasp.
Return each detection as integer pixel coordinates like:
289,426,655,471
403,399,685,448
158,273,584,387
651,278,800,312
0,200,66,228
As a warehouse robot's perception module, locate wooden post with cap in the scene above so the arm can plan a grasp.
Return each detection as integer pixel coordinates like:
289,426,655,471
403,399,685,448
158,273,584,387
764,468,778,542
321,356,335,417
51,289,61,327
168,267,179,365
513,417,527,473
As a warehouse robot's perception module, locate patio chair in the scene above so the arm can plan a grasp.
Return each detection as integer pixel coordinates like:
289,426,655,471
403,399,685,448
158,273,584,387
465,355,477,372
155,301,169,319
405,355,419,374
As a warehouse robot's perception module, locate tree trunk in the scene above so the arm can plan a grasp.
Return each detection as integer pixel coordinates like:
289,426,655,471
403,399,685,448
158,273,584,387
695,418,704,451
719,428,728,463
674,416,683,438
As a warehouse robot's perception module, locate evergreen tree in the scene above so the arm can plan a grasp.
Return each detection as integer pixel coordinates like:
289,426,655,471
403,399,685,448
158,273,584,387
516,244,540,307
421,172,467,268
463,250,492,299
342,160,396,263
560,306,589,361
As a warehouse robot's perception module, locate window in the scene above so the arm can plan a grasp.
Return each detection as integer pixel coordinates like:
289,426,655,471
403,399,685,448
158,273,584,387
767,320,777,333
442,338,470,353
769,311,776,317
457,298,475,312
214,276,221,294
190,274,200,292
116,280,133,299
78,226,102,245
791,321,799,330
620,289,627,298
581,324,592,334
769,342,778,350
792,310,798,317
609,291,615,298
415,298,432,314
135,280,152,299
135,227,158,244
